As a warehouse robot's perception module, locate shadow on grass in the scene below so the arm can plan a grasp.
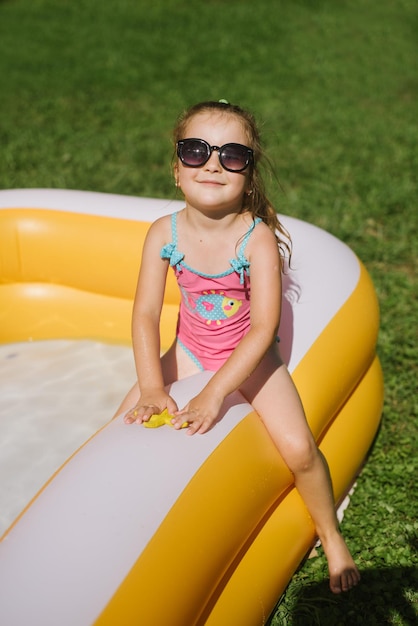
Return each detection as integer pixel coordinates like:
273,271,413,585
269,565,418,626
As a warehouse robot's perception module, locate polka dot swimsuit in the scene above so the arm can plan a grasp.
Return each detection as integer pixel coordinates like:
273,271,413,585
160,212,261,371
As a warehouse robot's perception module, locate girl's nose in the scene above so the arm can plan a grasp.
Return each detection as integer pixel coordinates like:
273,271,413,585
204,149,222,171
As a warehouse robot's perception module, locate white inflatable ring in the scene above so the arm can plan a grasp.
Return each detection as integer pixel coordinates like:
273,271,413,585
0,189,383,626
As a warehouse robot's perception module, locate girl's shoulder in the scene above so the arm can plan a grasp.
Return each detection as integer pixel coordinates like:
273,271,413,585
146,212,176,244
245,217,280,258
248,216,277,242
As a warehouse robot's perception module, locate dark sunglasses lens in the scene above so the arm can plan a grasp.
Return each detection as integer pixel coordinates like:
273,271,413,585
180,140,209,166
220,144,250,171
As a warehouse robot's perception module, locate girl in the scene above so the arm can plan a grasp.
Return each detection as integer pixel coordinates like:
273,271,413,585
117,100,360,594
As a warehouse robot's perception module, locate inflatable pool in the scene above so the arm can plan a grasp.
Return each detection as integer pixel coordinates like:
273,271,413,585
0,189,383,626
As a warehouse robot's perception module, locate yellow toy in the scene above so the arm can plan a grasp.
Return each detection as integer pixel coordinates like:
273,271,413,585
141,408,188,429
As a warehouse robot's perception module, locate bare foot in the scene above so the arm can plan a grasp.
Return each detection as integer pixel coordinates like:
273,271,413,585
322,530,361,593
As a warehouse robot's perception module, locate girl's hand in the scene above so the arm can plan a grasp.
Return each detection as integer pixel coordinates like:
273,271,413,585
124,390,178,425
171,390,224,435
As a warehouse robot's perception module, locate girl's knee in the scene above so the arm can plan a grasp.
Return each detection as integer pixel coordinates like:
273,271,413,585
282,436,319,474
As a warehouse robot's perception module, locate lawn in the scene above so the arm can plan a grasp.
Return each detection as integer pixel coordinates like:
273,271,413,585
1,0,417,623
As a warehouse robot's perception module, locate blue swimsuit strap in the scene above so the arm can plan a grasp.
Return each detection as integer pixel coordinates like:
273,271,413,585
171,211,179,247
228,217,262,283
237,217,262,256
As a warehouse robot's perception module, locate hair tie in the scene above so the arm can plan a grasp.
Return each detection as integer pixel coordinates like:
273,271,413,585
218,99,229,104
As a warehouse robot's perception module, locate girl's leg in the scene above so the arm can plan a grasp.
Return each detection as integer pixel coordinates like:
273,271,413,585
240,346,360,594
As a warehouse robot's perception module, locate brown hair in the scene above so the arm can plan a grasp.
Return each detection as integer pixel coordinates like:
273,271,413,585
172,100,292,266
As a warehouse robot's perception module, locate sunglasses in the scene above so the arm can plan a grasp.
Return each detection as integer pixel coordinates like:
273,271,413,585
177,138,253,173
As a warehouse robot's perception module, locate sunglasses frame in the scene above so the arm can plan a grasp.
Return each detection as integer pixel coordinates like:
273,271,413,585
176,138,254,173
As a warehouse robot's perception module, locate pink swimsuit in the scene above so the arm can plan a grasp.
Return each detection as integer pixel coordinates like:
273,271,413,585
160,212,262,371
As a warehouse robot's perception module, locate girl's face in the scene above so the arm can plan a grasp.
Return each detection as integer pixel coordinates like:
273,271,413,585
175,112,251,215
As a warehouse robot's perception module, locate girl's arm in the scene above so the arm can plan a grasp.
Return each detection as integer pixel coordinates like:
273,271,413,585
124,217,178,424
173,223,282,434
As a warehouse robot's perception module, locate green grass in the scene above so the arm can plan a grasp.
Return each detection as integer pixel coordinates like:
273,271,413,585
1,0,417,623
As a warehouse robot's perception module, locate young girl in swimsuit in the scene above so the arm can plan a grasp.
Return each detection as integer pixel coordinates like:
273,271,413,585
117,100,361,594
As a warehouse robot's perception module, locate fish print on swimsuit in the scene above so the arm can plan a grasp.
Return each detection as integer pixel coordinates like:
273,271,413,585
183,288,243,326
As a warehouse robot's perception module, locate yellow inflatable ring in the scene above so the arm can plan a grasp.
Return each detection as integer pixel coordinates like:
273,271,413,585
0,189,383,626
